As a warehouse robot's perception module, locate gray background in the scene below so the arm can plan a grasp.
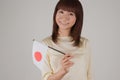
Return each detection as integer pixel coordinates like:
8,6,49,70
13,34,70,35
0,0,120,80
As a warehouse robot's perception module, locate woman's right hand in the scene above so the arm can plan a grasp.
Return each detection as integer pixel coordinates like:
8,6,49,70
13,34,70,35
60,54,74,73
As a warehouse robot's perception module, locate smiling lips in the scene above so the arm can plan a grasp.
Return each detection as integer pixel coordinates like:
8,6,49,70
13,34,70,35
59,21,69,26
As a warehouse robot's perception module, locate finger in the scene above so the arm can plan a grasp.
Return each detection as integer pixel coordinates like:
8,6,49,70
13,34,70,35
63,61,74,66
63,62,74,68
62,57,73,63
63,54,73,60
66,63,74,68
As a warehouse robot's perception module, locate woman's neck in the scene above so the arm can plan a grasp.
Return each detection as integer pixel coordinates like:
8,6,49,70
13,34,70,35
58,29,70,37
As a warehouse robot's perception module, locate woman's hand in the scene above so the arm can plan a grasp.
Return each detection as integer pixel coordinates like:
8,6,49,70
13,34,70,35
60,54,74,73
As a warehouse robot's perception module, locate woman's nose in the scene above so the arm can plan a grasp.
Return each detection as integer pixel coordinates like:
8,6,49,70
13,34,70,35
62,14,69,20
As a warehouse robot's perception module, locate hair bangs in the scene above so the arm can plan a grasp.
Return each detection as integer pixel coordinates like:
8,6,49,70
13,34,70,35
57,0,78,13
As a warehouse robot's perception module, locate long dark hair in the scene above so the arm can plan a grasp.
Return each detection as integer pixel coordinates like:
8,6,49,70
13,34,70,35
52,0,84,46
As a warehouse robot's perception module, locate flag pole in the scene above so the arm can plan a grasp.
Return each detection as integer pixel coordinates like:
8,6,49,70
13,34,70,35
48,46,65,55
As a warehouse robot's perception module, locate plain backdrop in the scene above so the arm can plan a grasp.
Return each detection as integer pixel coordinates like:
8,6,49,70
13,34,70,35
0,0,120,80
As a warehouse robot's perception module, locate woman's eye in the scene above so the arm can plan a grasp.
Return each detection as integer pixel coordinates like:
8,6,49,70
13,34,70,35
69,13,74,16
59,11,64,14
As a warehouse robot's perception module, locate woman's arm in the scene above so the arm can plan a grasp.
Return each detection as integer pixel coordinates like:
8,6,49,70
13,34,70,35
47,68,67,80
86,40,93,80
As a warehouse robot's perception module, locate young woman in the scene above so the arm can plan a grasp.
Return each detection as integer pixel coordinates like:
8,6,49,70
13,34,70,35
41,0,93,80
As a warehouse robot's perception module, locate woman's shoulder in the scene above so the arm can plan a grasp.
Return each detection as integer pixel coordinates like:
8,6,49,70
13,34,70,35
80,36,89,42
42,36,52,41
41,36,53,46
80,36,90,48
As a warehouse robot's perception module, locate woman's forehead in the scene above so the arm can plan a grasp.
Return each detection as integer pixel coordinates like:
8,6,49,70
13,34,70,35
58,9,75,13
58,7,76,13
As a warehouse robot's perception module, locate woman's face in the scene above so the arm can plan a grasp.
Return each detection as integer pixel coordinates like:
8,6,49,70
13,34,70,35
56,9,76,31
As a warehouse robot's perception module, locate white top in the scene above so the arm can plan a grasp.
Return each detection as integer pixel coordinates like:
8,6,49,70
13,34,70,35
40,36,93,80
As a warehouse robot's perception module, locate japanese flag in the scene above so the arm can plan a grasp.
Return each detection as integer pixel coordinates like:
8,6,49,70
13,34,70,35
32,40,48,70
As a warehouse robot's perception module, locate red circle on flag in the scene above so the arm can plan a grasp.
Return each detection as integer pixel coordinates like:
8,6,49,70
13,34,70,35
34,51,42,62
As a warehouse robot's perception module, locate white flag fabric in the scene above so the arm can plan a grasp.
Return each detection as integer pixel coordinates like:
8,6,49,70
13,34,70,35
32,40,48,70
